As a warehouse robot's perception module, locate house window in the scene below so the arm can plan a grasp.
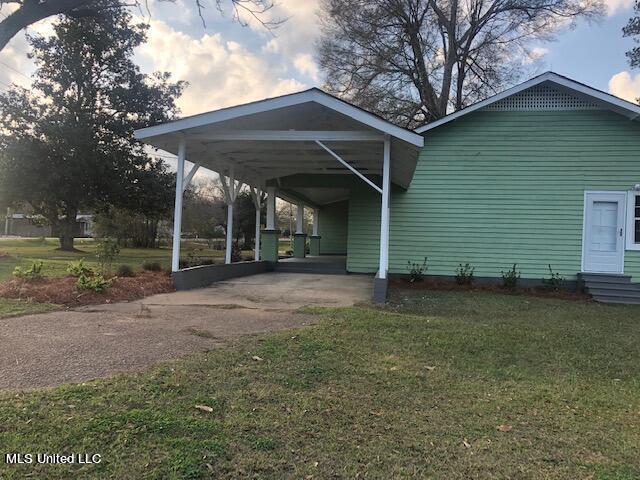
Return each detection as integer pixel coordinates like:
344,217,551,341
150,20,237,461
627,192,640,251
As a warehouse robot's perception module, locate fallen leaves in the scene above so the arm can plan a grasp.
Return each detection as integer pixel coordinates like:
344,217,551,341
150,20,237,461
425,366,436,371
496,424,513,432
195,405,214,413
252,356,264,362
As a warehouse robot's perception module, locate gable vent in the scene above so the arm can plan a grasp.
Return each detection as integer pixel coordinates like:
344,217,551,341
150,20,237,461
481,85,601,111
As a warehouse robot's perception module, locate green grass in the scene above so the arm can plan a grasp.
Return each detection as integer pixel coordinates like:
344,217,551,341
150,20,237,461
0,298,59,318
0,238,246,282
1,290,640,479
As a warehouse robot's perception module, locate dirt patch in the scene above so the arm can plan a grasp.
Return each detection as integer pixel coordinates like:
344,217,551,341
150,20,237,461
0,251,9,260
389,277,589,301
0,271,175,306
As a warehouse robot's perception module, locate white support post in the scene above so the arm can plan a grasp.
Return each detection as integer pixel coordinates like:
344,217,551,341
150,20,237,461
296,203,304,234
225,202,234,264
312,209,319,237
171,136,186,272
251,187,262,261
379,137,391,279
224,165,235,265
266,186,276,230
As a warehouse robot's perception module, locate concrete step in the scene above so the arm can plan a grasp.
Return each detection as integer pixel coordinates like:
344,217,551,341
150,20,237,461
585,283,640,293
579,273,632,284
591,295,640,305
275,263,347,275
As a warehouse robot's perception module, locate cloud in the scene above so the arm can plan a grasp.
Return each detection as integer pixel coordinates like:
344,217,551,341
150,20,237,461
293,53,320,81
135,19,307,115
608,71,640,103
603,0,634,14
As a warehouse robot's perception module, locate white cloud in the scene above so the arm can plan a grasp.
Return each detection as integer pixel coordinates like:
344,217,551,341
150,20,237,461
293,53,319,81
604,0,634,15
135,19,307,115
608,70,640,102
257,0,320,59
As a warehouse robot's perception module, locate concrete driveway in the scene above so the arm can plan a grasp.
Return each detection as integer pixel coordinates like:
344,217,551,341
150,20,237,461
0,273,372,390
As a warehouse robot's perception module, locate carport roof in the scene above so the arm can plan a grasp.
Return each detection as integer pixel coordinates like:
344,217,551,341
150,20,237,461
134,88,424,198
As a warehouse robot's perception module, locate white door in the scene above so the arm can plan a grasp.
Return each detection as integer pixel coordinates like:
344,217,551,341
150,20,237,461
583,192,626,274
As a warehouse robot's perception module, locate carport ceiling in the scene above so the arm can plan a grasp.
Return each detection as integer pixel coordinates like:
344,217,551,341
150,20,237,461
135,88,424,194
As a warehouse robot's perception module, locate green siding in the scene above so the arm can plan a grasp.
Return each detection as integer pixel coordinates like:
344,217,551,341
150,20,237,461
347,188,380,272
318,200,349,255
347,110,640,280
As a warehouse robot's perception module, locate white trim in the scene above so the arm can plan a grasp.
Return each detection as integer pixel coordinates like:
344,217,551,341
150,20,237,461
416,72,640,133
193,130,385,142
135,88,424,148
315,140,383,194
378,137,391,279
171,136,186,272
626,190,640,251
182,163,200,193
581,190,627,274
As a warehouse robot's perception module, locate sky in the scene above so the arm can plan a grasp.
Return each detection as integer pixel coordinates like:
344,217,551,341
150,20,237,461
2,0,640,118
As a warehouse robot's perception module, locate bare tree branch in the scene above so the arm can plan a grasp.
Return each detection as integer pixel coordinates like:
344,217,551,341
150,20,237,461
318,0,604,127
0,0,284,52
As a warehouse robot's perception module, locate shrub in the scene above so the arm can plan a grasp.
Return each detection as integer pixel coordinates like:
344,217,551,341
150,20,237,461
455,263,475,285
231,243,242,263
116,264,135,277
13,260,44,280
142,261,162,272
66,258,94,277
501,263,521,290
95,238,120,276
542,264,565,292
75,273,112,293
406,257,428,283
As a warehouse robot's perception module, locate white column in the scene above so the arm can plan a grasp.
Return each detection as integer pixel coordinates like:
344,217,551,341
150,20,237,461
296,203,304,234
171,136,186,272
225,202,233,264
266,186,276,230
312,209,319,236
379,137,391,279
255,208,261,261
224,166,235,265
4,208,10,236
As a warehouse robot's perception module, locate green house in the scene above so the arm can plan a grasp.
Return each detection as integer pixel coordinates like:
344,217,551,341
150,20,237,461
135,72,640,303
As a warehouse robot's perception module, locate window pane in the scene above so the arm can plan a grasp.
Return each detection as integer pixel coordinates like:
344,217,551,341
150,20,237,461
636,195,640,208
636,220,640,244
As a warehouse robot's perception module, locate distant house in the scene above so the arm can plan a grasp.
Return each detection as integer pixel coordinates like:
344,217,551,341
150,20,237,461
4,213,93,238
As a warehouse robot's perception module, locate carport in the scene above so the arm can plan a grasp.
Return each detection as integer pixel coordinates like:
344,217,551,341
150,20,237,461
134,88,424,302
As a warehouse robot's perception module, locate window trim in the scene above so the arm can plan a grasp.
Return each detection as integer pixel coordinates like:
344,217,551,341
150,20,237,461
626,191,640,251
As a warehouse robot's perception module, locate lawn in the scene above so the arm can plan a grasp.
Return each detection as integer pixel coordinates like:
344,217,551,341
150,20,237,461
1,290,639,479
0,237,246,282
0,298,59,318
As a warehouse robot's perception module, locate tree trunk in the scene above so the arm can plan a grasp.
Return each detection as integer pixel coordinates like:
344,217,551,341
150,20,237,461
57,208,78,251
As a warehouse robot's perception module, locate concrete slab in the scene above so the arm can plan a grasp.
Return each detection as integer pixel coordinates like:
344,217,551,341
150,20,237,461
1,273,373,390
127,272,373,311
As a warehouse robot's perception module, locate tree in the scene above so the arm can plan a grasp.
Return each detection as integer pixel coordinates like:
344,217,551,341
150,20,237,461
0,6,184,250
0,0,281,52
93,158,176,248
318,0,604,127
624,2,640,71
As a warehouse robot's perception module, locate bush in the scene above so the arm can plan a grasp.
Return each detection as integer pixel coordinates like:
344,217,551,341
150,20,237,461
455,263,475,285
501,263,521,290
406,257,428,283
542,264,565,291
116,264,135,277
95,238,120,276
75,273,112,293
66,258,94,277
13,260,44,280
231,243,242,263
142,261,162,272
